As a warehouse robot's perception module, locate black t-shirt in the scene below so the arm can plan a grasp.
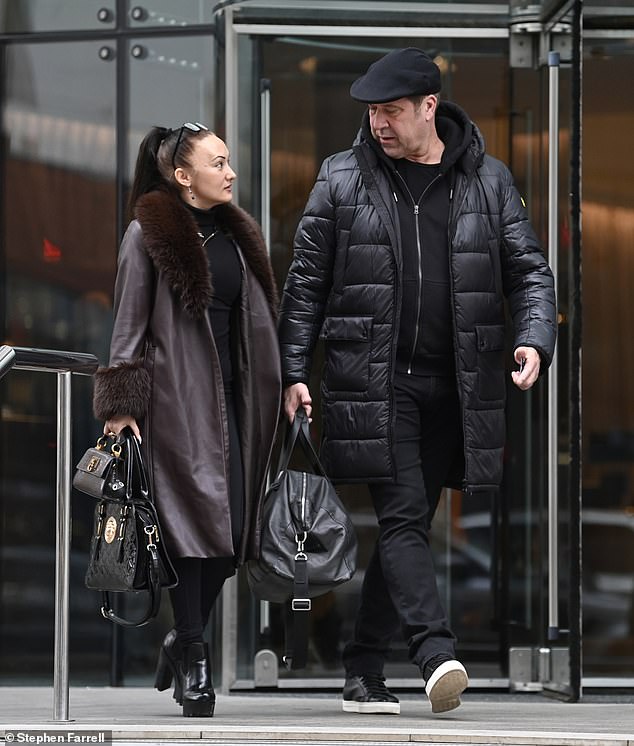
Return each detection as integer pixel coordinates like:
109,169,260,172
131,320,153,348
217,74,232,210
396,159,441,201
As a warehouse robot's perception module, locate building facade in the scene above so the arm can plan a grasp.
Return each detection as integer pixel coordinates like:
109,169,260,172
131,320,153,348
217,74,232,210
0,0,633,700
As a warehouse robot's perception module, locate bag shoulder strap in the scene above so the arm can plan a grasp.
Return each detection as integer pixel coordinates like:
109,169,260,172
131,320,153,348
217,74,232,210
100,542,162,628
282,554,310,670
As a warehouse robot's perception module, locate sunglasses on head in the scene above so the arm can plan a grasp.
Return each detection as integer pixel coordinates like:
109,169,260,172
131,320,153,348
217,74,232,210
171,122,209,170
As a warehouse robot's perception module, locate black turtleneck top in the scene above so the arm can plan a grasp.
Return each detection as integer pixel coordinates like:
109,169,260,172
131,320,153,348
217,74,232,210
185,203,242,391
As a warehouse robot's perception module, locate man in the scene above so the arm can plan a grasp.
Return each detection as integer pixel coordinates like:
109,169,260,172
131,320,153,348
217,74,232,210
278,48,557,715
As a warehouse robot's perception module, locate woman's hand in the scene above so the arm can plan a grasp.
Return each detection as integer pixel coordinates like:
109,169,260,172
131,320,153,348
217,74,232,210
103,415,142,442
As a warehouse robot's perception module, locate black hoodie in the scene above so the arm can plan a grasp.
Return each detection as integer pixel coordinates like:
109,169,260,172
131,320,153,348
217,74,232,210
361,102,473,376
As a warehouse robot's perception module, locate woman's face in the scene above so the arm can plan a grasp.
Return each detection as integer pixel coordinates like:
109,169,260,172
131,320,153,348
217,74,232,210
178,133,236,209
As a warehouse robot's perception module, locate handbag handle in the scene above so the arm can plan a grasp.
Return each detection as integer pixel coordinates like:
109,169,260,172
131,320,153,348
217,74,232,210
119,427,152,504
88,429,152,506
273,408,327,484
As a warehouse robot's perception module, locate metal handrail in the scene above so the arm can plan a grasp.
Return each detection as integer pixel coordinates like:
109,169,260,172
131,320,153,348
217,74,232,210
0,345,99,380
0,345,99,721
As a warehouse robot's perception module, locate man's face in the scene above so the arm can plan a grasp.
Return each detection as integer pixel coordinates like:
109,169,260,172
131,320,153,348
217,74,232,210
368,96,433,160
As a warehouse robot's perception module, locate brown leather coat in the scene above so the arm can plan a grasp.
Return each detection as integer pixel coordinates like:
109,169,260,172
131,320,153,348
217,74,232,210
93,190,281,561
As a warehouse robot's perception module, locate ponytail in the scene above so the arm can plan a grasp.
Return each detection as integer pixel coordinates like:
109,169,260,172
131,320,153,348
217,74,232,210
126,126,171,224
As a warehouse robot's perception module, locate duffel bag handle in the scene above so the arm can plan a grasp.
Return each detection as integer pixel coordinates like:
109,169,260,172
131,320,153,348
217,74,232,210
273,407,327,483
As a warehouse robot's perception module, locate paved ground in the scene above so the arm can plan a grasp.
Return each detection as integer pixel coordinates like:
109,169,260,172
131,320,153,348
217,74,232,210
1,688,634,745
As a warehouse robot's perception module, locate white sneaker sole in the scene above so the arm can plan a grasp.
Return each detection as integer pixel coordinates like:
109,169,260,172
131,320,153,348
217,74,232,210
425,660,468,714
342,700,401,715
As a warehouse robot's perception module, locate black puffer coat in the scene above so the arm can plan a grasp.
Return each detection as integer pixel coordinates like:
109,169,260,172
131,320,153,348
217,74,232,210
278,101,556,492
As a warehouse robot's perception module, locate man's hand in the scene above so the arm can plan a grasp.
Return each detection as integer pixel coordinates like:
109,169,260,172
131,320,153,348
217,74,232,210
511,346,541,390
283,383,312,422
104,414,142,442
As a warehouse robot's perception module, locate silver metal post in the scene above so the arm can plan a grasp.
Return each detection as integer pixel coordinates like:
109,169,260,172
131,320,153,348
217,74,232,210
221,8,240,694
53,370,72,721
221,574,238,694
260,599,270,635
224,7,238,181
260,79,271,252
524,108,534,629
547,51,560,641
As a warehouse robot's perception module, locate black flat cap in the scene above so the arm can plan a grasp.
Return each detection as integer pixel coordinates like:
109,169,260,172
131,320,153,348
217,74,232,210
350,47,441,104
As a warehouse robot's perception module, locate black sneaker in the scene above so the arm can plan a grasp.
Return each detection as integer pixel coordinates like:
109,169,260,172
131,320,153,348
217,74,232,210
422,654,468,714
342,673,400,714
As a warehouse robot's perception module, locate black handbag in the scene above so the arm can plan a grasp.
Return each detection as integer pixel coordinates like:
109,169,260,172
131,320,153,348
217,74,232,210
76,428,178,627
247,408,357,668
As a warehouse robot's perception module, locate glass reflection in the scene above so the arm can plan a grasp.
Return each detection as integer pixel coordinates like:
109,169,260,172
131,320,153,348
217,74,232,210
581,39,634,675
127,35,215,178
1,40,116,683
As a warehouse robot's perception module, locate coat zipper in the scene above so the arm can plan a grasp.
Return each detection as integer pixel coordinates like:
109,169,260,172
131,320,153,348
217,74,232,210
301,471,307,527
394,170,442,374
409,202,423,374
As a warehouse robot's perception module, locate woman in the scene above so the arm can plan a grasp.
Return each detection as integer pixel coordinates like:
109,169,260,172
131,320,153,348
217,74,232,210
93,123,281,717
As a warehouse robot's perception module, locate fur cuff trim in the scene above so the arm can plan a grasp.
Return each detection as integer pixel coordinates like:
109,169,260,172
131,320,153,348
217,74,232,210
93,362,151,421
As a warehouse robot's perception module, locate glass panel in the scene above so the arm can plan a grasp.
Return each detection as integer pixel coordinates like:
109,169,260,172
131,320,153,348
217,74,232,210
582,37,634,677
234,34,517,684
0,41,116,683
509,57,576,694
127,35,216,179
0,1,116,33
584,1,634,28
126,0,215,28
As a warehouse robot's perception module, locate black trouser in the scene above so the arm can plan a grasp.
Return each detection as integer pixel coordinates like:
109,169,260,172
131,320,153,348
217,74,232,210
342,373,462,675
169,391,244,647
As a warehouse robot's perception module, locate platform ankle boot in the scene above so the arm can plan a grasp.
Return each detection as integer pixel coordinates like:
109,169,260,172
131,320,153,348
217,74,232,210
182,642,215,717
154,629,184,704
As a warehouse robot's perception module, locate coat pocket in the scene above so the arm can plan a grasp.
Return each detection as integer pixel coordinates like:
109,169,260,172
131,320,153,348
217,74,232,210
320,316,372,393
476,324,506,402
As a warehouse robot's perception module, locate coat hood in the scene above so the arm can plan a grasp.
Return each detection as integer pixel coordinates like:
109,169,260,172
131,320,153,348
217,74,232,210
134,190,279,320
356,99,484,176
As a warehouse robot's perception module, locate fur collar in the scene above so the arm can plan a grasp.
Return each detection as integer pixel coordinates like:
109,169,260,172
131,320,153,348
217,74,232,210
134,190,279,320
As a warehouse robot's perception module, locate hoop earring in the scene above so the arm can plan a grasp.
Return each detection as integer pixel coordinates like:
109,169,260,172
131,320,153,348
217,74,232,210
187,185,195,201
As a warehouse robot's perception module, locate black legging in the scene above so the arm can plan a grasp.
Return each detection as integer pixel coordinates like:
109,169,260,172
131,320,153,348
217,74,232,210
169,392,244,647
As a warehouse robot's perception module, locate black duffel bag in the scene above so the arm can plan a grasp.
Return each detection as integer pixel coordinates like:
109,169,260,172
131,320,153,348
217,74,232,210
247,408,357,668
